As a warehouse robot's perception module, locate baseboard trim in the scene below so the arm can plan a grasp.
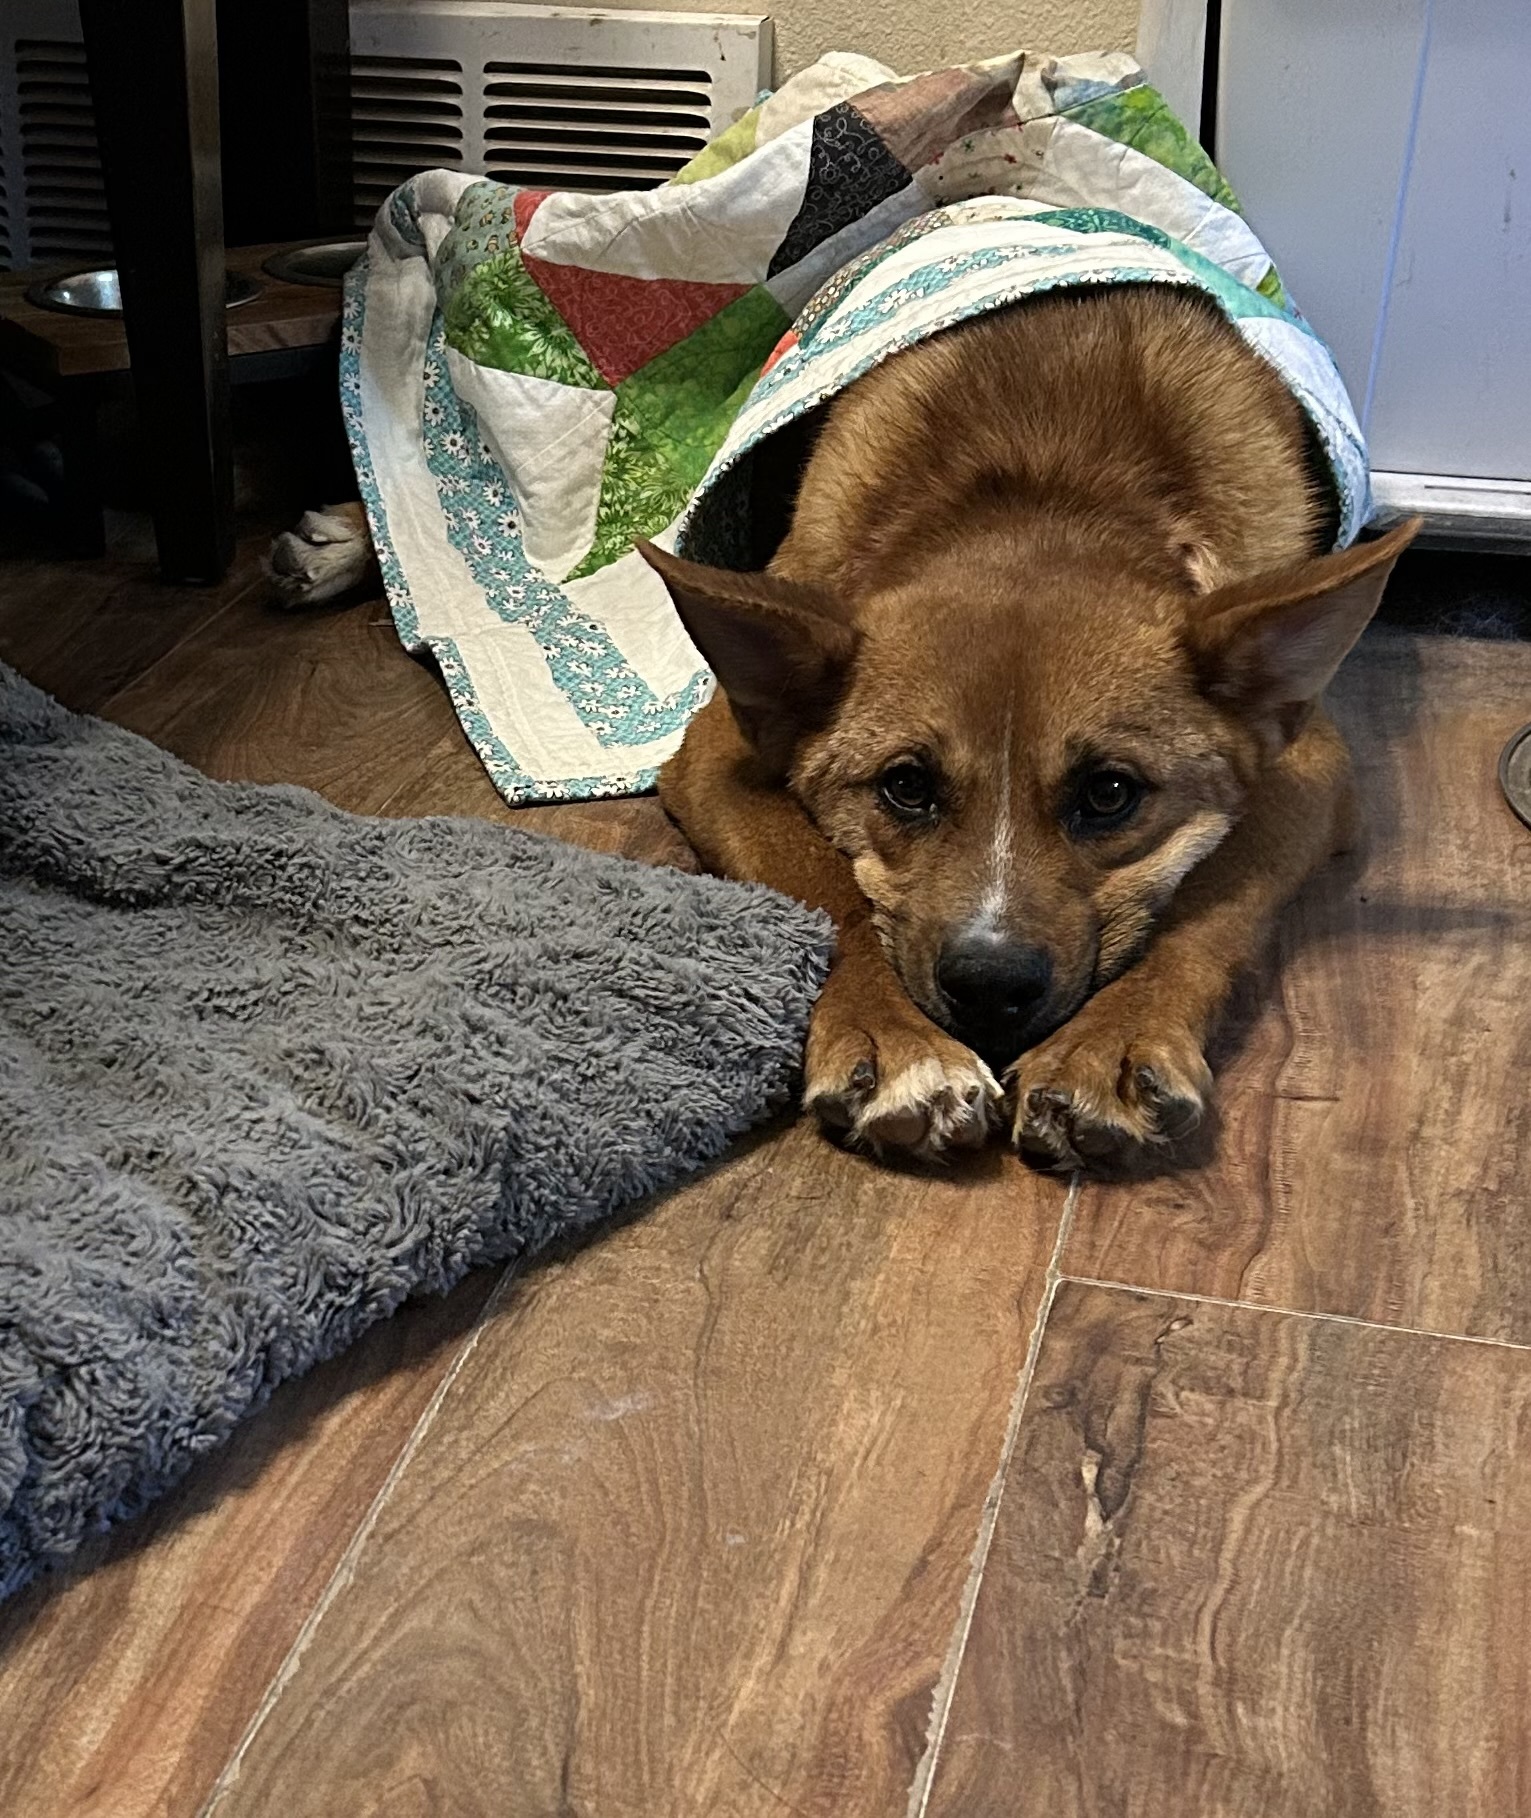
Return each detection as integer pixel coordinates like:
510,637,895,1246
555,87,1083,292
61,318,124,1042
1370,471,1531,552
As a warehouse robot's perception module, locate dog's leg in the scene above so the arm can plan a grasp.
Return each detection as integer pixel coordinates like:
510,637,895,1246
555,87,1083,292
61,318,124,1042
266,501,379,608
1011,711,1354,1169
663,700,1001,1161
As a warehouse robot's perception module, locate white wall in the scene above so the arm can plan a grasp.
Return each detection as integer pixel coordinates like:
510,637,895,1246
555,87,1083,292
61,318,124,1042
1216,0,1530,485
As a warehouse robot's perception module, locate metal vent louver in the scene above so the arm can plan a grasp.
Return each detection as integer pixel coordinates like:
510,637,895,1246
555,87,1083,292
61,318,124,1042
349,5,769,217
0,10,113,271
350,51,466,224
481,59,713,191
16,39,110,262
0,4,770,269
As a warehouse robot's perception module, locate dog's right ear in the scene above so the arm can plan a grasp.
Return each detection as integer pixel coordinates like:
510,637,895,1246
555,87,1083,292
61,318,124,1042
637,541,858,749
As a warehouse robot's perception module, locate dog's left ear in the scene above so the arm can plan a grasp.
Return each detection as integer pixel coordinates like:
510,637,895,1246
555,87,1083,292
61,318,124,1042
1189,518,1421,738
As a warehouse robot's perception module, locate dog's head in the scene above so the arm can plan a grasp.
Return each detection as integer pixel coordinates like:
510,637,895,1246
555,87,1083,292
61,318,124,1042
641,517,1417,1067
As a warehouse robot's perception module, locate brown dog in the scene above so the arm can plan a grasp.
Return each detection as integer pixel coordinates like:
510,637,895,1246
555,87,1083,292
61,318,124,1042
639,285,1418,1167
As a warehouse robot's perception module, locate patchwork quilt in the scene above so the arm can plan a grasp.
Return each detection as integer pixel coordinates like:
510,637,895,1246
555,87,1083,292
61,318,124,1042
343,48,1369,806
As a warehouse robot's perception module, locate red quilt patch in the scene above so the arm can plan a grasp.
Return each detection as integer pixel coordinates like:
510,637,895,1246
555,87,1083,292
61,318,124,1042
512,190,552,239
518,253,753,386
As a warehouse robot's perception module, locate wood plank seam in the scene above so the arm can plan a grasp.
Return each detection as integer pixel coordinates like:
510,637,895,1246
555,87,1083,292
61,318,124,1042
916,1274,1531,1816
197,1260,524,1816
91,586,252,718
907,1174,1082,1817
1059,1272,1531,1354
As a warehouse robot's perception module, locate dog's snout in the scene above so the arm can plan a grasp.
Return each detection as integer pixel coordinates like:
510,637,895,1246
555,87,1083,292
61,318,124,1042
937,930,1052,1028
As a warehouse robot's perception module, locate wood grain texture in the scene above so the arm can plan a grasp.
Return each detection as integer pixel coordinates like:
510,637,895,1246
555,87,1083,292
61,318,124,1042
98,596,492,812
1064,631,1531,1340
206,1126,1063,1818
923,1280,1531,1818
1,547,449,813
0,536,241,712
375,737,696,867
0,1272,498,1818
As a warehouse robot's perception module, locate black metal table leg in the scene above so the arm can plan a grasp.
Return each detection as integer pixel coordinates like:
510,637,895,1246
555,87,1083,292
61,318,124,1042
78,0,234,584
54,380,109,560
218,0,354,245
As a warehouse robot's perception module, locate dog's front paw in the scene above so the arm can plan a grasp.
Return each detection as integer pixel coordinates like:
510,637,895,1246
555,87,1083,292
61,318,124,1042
1009,1008,1211,1171
266,506,377,608
805,1002,1001,1162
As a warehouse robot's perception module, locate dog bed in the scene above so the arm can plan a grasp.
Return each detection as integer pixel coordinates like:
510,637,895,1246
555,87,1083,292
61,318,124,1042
342,46,1368,807
0,665,830,1599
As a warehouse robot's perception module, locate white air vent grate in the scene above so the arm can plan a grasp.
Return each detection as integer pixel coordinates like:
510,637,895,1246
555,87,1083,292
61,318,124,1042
0,3,770,269
347,5,769,220
480,60,714,190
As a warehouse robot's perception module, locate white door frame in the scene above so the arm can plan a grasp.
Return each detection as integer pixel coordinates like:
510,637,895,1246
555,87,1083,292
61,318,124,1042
1135,0,1531,548
1134,0,1213,154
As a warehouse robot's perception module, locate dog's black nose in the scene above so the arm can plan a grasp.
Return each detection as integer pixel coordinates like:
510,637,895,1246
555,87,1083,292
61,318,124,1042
937,931,1052,1031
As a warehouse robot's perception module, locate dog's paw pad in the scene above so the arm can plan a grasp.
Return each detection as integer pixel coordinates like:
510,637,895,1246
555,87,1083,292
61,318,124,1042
265,509,376,608
1131,1063,1204,1142
807,1039,1000,1161
293,509,361,547
859,1053,1000,1157
1010,1027,1210,1170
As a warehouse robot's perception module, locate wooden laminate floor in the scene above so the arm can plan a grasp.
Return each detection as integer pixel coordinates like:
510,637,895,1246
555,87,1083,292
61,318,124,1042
1,521,1529,1817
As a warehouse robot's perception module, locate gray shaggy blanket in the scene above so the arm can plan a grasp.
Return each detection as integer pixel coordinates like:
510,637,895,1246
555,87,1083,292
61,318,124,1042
0,665,829,1599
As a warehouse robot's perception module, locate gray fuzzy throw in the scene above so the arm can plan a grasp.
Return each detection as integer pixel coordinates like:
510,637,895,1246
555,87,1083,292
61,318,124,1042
0,665,830,1600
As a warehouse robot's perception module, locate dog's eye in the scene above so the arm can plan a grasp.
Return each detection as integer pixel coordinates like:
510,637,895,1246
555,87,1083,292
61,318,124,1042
1076,768,1142,826
878,761,937,819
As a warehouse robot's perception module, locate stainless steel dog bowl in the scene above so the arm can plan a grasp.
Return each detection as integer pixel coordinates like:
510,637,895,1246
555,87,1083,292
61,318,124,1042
25,267,261,316
1500,722,1531,830
261,240,365,288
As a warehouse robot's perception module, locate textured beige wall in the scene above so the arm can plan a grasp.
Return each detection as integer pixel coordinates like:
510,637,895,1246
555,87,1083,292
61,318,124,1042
543,0,1141,82
763,0,1139,80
